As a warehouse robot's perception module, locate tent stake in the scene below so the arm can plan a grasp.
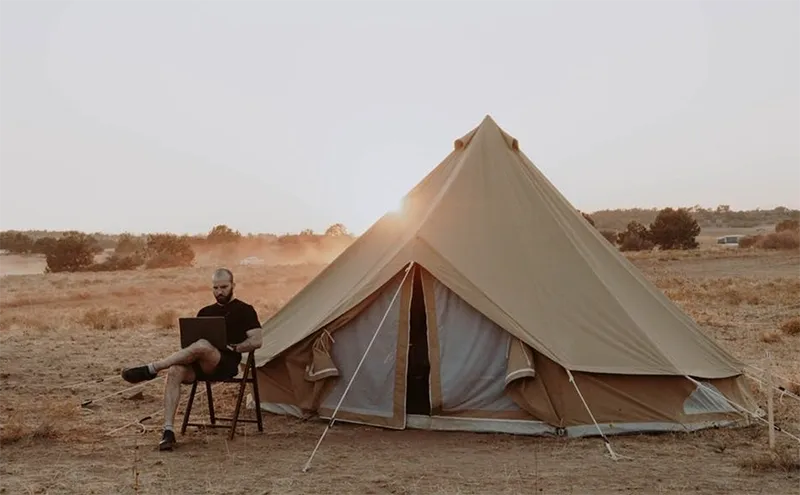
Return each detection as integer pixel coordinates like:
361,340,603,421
302,262,415,473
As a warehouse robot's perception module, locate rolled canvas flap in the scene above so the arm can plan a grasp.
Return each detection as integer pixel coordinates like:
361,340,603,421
505,337,536,386
304,330,339,382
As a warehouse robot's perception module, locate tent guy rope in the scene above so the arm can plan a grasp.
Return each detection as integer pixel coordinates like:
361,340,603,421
745,363,800,390
565,369,628,461
105,381,223,436
684,376,800,444
302,261,415,473
745,371,800,404
81,376,164,408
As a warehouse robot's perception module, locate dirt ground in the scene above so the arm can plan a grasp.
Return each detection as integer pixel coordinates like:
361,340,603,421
1,248,799,494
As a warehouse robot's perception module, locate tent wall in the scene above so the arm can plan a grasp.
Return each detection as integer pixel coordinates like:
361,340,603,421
254,269,413,429
316,272,411,429
253,266,753,435
505,349,753,429
420,267,753,430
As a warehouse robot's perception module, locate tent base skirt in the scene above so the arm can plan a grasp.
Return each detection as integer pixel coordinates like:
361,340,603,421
249,398,751,438
407,415,749,437
406,414,555,435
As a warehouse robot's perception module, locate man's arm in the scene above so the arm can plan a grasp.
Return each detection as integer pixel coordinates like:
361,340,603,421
231,305,263,353
233,327,263,353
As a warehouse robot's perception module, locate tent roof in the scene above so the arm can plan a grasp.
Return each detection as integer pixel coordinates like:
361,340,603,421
255,115,743,378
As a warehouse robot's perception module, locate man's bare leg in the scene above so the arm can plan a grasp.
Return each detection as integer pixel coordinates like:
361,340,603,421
121,340,221,384
153,340,222,373
158,364,196,451
121,340,224,450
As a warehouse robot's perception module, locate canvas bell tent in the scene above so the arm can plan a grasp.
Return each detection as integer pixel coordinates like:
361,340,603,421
250,115,754,437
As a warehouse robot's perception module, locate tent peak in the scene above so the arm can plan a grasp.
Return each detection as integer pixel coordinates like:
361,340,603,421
454,115,519,152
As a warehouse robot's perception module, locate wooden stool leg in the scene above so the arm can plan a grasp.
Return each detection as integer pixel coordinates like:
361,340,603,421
228,363,250,440
181,381,198,434
206,381,215,425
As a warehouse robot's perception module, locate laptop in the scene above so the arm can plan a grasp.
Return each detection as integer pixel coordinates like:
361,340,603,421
178,316,228,351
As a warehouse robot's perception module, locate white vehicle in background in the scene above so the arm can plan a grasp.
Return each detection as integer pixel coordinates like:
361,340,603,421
716,235,747,248
239,256,265,265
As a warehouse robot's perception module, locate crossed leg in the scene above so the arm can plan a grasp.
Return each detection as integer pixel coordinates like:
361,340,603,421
120,340,222,450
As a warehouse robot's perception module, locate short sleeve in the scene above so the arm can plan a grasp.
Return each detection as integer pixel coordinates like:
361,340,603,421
245,305,261,329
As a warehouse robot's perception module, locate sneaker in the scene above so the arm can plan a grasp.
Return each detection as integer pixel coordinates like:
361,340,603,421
158,429,176,451
121,365,156,384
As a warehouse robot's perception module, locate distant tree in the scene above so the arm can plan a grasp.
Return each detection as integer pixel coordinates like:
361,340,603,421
115,233,144,256
45,233,97,273
32,237,58,255
648,207,701,250
61,230,104,254
775,219,799,233
599,230,617,245
144,233,195,269
324,223,350,237
0,231,34,254
207,224,242,244
715,204,731,213
299,228,314,236
617,221,654,252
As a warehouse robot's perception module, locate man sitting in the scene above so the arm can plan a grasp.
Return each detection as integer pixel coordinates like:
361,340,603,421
120,268,263,451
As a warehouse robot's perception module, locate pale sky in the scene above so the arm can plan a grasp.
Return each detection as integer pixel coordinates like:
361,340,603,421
1,0,798,236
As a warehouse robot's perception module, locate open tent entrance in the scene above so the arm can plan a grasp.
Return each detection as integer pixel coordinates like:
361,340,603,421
406,265,431,416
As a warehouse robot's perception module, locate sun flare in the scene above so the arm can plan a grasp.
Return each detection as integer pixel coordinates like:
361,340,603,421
386,196,406,216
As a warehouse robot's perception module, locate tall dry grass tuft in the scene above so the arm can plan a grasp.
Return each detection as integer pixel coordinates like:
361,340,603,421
737,446,800,473
0,400,82,446
153,309,179,329
760,331,782,343
0,313,51,331
79,307,148,330
779,317,800,336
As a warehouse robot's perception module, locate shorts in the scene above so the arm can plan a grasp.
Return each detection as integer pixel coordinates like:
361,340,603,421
192,351,241,381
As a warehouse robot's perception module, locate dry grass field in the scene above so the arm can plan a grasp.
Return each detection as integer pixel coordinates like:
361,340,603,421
1,247,799,494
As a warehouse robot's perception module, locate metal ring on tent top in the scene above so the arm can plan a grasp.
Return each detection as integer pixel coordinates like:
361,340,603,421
555,427,567,437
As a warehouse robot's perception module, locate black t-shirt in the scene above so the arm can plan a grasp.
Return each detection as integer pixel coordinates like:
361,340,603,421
197,299,261,359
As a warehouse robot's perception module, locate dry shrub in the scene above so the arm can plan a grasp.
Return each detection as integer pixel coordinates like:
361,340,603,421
0,313,50,331
760,230,800,250
779,317,800,336
619,234,654,252
737,447,800,474
739,235,760,249
0,400,80,446
760,331,782,343
722,288,744,305
746,294,762,305
79,307,148,330
775,218,800,232
153,308,179,329
0,415,58,445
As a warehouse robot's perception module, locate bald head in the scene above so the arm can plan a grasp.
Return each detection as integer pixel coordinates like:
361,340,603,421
213,268,234,284
212,268,235,305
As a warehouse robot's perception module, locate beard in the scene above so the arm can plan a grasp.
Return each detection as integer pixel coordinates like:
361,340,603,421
215,292,233,305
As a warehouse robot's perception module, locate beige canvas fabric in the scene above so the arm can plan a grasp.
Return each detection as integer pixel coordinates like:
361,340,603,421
253,264,751,430
256,115,744,379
